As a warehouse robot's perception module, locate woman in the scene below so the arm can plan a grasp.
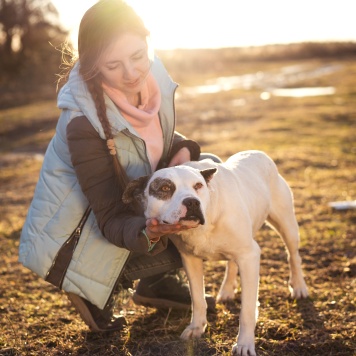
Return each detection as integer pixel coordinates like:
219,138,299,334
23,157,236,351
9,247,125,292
19,0,220,332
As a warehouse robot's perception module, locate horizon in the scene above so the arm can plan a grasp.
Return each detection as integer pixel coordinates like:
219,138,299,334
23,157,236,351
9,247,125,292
52,0,356,50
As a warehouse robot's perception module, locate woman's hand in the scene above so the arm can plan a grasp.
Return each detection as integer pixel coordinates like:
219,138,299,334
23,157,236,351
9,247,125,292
145,218,194,242
168,147,190,167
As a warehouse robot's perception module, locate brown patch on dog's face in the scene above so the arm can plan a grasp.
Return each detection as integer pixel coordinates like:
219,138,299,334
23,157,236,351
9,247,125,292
149,178,176,201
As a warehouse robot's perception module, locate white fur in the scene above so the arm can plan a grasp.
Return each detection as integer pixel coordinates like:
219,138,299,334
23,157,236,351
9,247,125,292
140,150,308,355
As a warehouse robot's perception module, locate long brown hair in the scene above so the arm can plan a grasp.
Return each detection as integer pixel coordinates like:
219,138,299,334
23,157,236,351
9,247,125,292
62,0,150,191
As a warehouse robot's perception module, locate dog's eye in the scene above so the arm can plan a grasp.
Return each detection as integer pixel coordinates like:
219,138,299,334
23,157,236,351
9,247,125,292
194,182,203,190
161,185,171,192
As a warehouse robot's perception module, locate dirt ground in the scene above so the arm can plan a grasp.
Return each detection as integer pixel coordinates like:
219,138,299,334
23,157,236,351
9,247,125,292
0,54,355,355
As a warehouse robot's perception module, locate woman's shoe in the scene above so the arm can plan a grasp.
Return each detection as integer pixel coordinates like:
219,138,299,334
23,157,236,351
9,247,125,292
66,292,127,332
132,272,216,312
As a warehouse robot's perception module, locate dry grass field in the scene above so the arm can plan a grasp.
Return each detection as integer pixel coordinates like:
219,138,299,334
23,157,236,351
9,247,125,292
0,48,355,355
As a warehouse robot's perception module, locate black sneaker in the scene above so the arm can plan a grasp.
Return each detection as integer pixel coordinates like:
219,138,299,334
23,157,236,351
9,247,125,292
132,272,216,312
66,292,127,332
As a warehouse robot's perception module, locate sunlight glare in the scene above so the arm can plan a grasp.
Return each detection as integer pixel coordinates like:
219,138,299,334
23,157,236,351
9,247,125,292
52,0,356,50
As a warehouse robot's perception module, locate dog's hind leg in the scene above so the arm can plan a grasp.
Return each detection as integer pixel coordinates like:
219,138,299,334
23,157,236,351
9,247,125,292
267,176,308,299
217,260,238,302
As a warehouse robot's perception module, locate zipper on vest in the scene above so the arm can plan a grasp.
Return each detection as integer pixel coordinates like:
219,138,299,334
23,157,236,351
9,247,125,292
166,85,178,161
122,129,153,174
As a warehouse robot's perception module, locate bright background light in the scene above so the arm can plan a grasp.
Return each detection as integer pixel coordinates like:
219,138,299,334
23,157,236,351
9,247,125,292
52,0,356,50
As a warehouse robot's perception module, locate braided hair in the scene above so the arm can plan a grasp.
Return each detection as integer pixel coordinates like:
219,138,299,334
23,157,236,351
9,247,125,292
85,76,129,190
60,0,150,192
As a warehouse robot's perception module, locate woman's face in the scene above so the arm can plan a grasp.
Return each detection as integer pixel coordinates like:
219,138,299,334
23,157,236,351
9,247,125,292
98,32,150,95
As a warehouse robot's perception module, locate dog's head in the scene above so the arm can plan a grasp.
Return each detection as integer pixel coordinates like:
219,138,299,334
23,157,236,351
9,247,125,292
122,166,217,227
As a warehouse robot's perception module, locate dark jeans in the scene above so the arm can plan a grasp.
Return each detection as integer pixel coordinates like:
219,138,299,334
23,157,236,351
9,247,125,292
123,240,183,281
122,153,223,282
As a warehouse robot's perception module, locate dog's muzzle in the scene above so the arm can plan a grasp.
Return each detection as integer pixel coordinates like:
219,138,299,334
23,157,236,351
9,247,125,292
179,197,205,225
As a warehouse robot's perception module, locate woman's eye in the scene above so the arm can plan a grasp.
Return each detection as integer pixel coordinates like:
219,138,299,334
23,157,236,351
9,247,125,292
132,55,143,61
194,182,203,190
106,62,122,71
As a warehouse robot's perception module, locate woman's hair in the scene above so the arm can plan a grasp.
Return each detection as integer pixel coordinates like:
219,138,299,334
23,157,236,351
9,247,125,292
61,0,150,192
78,0,149,82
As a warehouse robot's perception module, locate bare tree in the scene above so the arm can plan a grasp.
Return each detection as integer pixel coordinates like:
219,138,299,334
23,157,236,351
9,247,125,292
0,0,68,107
0,0,67,78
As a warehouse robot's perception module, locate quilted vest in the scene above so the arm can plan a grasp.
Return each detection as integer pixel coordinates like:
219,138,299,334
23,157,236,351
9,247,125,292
18,57,178,309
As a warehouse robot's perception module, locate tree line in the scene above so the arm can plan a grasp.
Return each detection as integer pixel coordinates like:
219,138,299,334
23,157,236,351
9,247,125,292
0,0,68,108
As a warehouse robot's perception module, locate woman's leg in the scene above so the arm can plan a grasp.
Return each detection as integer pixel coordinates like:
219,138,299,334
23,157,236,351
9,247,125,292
122,240,183,281
199,152,223,163
128,241,215,311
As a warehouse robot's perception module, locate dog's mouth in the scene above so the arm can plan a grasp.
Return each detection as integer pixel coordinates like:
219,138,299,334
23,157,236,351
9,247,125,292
179,214,205,226
161,215,204,227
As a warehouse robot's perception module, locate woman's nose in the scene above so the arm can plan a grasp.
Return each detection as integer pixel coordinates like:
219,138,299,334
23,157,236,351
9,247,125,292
122,63,137,80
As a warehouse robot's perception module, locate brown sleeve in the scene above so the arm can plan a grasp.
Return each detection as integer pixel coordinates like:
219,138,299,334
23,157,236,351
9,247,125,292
66,116,167,255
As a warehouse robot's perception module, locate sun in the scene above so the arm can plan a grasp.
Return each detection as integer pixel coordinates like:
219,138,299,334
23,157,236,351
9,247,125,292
128,0,245,49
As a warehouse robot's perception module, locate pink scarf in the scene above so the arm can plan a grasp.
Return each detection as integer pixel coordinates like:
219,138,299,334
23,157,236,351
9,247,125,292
102,73,163,171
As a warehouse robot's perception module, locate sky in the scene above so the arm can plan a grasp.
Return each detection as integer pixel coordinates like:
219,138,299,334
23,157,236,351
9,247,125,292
51,0,356,50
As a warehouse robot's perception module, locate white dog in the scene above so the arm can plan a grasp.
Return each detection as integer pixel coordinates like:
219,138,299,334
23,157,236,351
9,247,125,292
123,150,308,356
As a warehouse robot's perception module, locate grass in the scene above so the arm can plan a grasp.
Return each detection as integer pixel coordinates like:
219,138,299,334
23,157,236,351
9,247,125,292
0,51,355,355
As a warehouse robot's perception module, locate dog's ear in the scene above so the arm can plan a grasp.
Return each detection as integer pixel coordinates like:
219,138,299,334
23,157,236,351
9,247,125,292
200,168,217,184
122,175,150,204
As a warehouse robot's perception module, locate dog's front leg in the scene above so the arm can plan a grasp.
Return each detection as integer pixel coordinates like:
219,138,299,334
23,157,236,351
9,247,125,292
232,240,261,356
179,253,207,340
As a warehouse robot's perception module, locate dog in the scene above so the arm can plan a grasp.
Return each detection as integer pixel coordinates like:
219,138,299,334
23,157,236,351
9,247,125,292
122,150,308,356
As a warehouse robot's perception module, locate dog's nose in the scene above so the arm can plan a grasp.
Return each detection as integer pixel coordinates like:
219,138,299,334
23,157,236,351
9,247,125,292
181,197,205,225
183,197,200,210
182,197,205,225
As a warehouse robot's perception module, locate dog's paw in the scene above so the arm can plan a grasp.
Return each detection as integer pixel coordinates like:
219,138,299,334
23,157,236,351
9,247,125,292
180,323,206,340
217,289,235,303
232,342,256,356
289,279,309,299
217,279,238,303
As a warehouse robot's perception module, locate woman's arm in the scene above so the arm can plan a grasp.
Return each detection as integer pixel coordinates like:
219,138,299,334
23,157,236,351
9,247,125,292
66,116,167,254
